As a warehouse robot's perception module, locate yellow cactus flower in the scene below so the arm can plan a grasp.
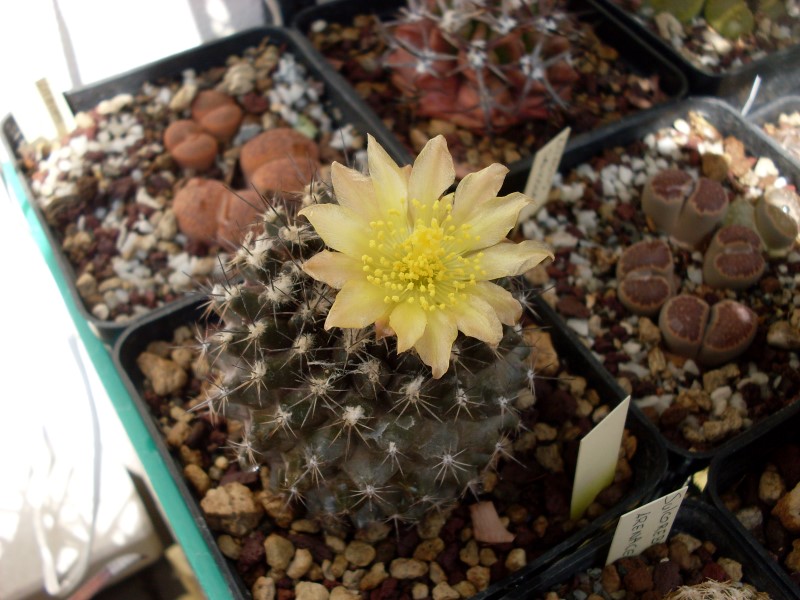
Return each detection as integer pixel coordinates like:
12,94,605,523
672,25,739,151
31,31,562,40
299,134,552,378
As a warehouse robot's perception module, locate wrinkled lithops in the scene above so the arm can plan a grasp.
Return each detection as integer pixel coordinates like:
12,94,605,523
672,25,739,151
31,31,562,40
172,178,263,247
163,119,218,170
616,239,676,316
191,90,244,143
240,127,320,181
703,224,765,290
641,169,729,248
659,294,757,366
251,156,319,196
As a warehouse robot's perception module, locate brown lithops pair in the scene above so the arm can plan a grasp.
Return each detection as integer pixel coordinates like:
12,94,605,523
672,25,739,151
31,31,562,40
616,239,677,316
703,224,765,290
239,127,320,194
164,90,244,170
642,169,728,248
172,178,262,247
659,295,757,367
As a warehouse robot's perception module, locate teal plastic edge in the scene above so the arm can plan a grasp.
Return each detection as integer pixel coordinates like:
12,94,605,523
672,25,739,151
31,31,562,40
1,160,235,600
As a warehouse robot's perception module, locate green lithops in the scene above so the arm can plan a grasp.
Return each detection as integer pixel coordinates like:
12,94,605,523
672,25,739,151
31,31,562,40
200,135,552,528
704,0,755,39
646,0,705,22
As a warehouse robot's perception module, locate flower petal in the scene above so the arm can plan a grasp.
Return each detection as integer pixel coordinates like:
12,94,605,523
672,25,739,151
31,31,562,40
298,203,369,257
454,192,532,252
367,134,409,215
302,250,362,289
451,294,503,346
472,282,522,325
331,161,381,222
408,135,455,222
415,310,458,378
389,301,428,353
451,163,509,225
472,240,553,280
325,280,389,329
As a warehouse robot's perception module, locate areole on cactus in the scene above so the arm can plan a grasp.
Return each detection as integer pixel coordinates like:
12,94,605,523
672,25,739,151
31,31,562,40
200,134,552,528
383,0,579,132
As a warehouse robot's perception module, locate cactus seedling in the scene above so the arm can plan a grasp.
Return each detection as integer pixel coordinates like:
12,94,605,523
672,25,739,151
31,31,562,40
200,134,552,527
383,0,579,133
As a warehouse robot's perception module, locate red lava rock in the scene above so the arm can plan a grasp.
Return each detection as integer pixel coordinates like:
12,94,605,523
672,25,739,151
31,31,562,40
237,531,266,571
556,295,591,319
700,561,729,582
653,560,682,595
287,533,334,562
536,388,577,424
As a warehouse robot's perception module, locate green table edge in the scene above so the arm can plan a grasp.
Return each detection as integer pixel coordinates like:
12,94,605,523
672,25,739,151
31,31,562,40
1,159,235,600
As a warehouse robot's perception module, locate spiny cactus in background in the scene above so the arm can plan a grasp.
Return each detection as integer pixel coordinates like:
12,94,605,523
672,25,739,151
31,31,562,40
199,135,552,528
382,0,579,133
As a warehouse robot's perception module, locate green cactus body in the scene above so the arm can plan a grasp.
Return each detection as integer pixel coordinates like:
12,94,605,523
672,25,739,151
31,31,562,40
203,197,531,528
383,0,579,133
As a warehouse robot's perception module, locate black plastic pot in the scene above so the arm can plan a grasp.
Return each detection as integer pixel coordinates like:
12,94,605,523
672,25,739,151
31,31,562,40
747,95,800,171
114,297,667,600
706,400,800,597
592,0,800,103
517,96,800,493
0,25,408,345
506,498,794,599
291,0,688,192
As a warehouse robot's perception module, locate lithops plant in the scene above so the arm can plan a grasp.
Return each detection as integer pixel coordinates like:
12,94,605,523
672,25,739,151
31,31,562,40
383,0,579,133
703,224,765,290
616,239,676,316
199,134,552,528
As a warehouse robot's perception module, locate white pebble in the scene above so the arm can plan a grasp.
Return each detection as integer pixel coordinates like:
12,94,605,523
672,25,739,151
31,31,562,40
566,318,589,337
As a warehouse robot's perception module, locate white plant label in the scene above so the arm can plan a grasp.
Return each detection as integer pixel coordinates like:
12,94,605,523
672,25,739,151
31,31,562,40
35,78,70,139
570,396,630,521
520,126,570,221
605,486,689,565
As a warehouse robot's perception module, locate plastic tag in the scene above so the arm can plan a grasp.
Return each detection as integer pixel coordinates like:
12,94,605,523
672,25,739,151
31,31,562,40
605,486,689,564
570,396,629,521
35,78,73,138
520,127,570,221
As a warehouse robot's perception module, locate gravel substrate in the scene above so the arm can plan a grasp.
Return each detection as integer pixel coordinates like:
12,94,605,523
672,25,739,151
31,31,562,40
135,321,644,600
610,0,800,74
762,111,800,163
17,38,362,327
305,4,670,177
521,110,800,452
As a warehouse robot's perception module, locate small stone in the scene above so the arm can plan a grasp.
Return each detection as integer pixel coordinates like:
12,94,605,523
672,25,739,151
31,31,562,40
786,539,800,572
330,587,359,600
413,537,444,562
453,580,477,598
257,488,295,528
652,560,681,596
325,535,346,554
342,569,365,590
355,521,391,543
137,352,188,396
479,548,498,567
759,469,786,505
535,443,564,473
432,582,460,600
287,548,314,579
459,540,479,567
200,482,263,537
505,548,526,572
601,564,621,593
295,581,329,600
412,583,429,600
252,576,276,600
429,561,447,584
767,320,800,350
417,511,446,539
736,506,764,532
772,482,800,533
466,565,491,591
359,563,388,591
717,557,743,582
345,541,376,567
264,534,295,571
217,534,242,560
389,558,428,579
292,519,321,534
184,463,211,495
166,420,191,448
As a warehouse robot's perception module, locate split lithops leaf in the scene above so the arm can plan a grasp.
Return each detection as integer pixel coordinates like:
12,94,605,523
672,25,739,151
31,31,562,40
616,238,674,280
641,169,693,234
698,299,758,366
671,177,729,248
703,224,765,290
659,294,710,359
754,195,799,256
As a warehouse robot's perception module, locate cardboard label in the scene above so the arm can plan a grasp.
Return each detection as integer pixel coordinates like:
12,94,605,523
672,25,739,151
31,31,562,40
35,78,70,138
520,127,570,220
570,396,629,521
605,487,689,564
